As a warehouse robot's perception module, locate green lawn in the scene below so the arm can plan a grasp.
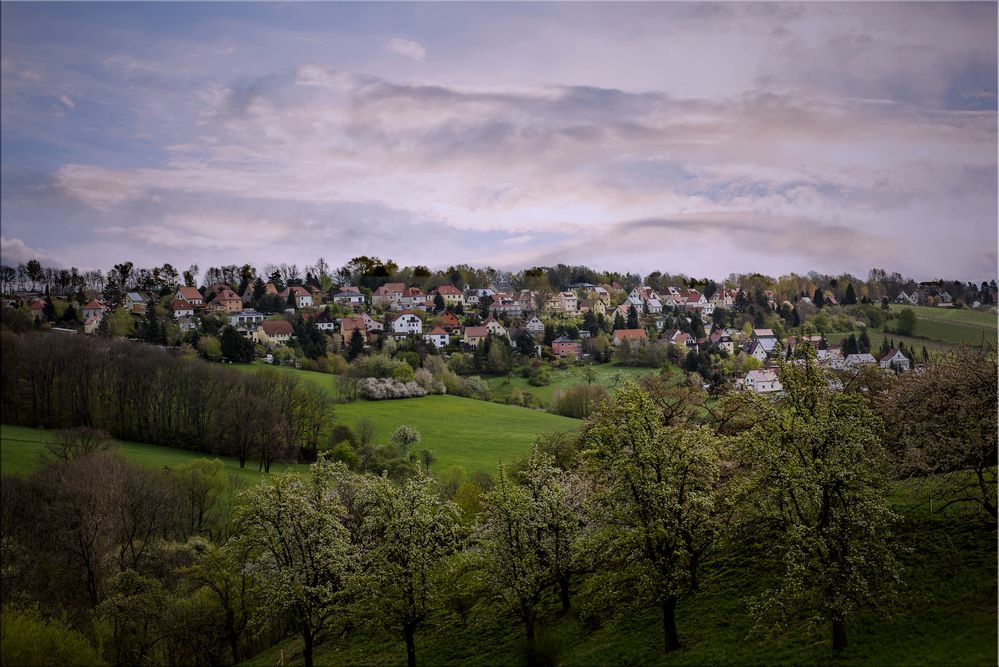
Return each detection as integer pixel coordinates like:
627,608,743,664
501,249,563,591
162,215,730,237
887,304,997,347
237,365,581,474
484,364,661,408
0,424,308,481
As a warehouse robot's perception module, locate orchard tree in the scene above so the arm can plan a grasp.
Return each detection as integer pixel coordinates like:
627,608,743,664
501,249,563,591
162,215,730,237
582,382,731,652
233,463,355,667
896,308,917,336
737,352,901,652
354,473,462,667
882,347,997,520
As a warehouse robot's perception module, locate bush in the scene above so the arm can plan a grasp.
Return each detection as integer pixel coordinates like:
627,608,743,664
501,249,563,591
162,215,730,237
553,383,609,419
357,377,428,400
414,367,446,394
1,605,105,667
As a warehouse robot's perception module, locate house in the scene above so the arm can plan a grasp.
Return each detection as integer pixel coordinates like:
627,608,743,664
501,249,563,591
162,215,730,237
83,314,102,334
713,334,734,355
525,316,545,336
552,336,582,358
462,326,489,348
314,310,337,331
389,312,423,336
743,340,769,363
612,329,648,346
175,286,204,307
752,328,779,353
439,311,461,331
400,287,430,310
279,286,313,309
579,297,607,316
844,353,878,367
255,319,294,345
483,316,509,340
744,369,782,394
208,288,244,314
879,348,910,371
82,299,108,322
340,316,367,342
171,300,195,318
431,284,464,307
230,309,265,329
332,290,366,308
546,291,579,316
423,327,450,349
372,283,407,308
360,312,384,332
125,292,147,315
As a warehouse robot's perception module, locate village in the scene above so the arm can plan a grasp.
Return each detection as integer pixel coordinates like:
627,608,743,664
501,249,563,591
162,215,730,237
6,261,987,401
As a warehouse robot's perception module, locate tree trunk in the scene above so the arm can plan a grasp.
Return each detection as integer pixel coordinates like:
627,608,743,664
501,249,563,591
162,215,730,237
404,624,417,667
661,596,680,652
832,617,847,652
303,630,314,667
558,576,571,614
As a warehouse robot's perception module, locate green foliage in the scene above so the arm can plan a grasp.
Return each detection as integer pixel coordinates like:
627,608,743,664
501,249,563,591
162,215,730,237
583,381,730,651
0,605,105,667
737,353,901,652
896,307,917,336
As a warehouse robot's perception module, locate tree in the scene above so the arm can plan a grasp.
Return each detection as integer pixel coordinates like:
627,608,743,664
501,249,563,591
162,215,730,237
354,473,461,667
626,304,639,329
233,463,354,667
252,277,266,302
42,295,56,322
433,293,446,312
348,329,365,361
612,312,625,331
581,364,598,385
220,326,255,363
737,352,901,652
390,425,421,460
45,426,114,462
844,283,857,305
583,382,730,652
896,308,917,336
858,328,871,354
813,287,825,308
882,347,997,520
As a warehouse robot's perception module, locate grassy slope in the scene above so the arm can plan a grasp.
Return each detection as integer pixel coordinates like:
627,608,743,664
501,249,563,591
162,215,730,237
886,304,997,347
484,364,660,408
244,488,997,667
0,424,308,481
236,365,581,474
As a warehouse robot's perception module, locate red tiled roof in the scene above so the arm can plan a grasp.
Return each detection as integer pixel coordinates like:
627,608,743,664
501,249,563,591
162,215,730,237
171,299,193,310
464,326,488,337
614,329,648,340
428,327,448,335
177,286,202,301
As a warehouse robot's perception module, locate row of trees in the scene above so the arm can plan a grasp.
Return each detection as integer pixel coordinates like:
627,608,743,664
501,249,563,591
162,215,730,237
0,332,334,466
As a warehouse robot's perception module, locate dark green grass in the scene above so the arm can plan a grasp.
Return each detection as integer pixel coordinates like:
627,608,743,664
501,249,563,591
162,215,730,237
484,364,661,408
886,304,997,347
242,482,997,667
0,424,308,481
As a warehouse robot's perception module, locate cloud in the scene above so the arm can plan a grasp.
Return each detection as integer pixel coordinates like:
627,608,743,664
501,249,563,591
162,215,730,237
0,236,61,266
384,37,426,61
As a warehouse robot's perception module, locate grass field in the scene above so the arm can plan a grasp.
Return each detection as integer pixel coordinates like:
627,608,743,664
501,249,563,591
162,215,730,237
0,424,308,481
236,365,581,474
887,304,997,347
484,364,660,408
243,481,997,667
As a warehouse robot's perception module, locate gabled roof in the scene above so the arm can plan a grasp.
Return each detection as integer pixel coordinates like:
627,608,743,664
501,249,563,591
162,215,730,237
171,299,193,311
427,327,448,335
434,285,462,295
177,286,202,301
83,299,107,310
260,320,293,336
464,326,489,337
213,288,242,302
373,282,406,296
553,336,577,344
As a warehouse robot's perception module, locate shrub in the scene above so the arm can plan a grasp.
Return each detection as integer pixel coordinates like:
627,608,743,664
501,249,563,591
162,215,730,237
553,383,609,419
357,377,427,400
1,605,105,667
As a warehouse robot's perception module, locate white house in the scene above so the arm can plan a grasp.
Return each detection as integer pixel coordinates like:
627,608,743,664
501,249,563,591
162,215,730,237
423,327,449,349
525,316,545,336
844,353,878,366
744,340,769,363
332,290,366,308
230,309,265,328
744,369,782,394
879,348,910,371
390,313,423,336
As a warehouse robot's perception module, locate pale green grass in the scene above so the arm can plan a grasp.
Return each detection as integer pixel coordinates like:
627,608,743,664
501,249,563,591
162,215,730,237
484,364,661,408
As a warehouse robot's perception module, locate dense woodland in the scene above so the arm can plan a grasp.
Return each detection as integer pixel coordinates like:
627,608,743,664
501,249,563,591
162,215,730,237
1,328,995,666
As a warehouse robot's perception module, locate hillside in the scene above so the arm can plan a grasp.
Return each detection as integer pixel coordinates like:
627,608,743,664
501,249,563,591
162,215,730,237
241,484,996,667
886,304,997,347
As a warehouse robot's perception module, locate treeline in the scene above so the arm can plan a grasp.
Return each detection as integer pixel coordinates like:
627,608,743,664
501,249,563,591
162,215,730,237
0,332,333,467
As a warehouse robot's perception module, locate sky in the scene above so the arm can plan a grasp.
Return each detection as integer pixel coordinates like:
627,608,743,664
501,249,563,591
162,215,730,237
1,1,996,281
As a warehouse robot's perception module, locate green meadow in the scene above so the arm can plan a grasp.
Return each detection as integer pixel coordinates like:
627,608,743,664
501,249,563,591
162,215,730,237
484,364,660,408
887,304,997,347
